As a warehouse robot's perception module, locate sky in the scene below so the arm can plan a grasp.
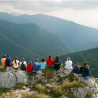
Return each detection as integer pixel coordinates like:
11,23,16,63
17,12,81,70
0,0,98,29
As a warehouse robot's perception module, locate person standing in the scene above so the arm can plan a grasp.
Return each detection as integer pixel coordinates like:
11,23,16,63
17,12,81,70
34,59,40,71
6,54,11,68
53,55,61,70
64,57,73,69
1,55,6,67
46,55,54,69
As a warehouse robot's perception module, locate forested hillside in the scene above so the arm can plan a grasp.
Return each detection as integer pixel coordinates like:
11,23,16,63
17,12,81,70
60,47,98,77
0,12,98,51
0,19,73,63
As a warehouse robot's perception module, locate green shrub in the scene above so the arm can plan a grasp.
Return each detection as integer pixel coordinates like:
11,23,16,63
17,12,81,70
0,68,6,72
85,92,94,98
42,68,56,79
0,88,11,96
14,83,25,90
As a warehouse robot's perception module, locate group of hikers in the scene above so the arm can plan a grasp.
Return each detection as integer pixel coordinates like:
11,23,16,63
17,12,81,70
1,54,92,79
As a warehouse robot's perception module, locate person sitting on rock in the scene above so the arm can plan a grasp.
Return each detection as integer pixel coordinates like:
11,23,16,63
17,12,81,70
13,57,19,70
64,57,73,69
82,62,92,79
27,61,33,73
34,59,40,71
40,58,47,70
19,57,27,71
1,55,6,68
46,55,54,69
53,55,61,70
73,62,82,74
6,54,12,68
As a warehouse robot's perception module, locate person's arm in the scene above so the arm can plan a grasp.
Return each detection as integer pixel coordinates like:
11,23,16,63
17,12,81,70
25,61,27,68
46,59,48,65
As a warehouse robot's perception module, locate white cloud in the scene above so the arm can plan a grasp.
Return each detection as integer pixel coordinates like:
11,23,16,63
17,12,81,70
0,0,98,29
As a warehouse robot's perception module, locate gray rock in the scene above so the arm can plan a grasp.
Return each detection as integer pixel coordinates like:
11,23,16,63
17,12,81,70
73,87,90,98
78,77,95,88
16,71,28,84
91,94,98,98
0,72,16,88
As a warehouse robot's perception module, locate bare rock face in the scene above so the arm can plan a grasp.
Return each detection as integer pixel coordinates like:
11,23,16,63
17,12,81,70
1,67,98,98
56,68,72,77
91,94,98,98
16,71,28,84
78,77,95,87
73,87,90,98
0,72,16,88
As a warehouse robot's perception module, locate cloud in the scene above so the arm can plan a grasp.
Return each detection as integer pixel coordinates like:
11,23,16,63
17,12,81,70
1,0,98,12
0,0,98,29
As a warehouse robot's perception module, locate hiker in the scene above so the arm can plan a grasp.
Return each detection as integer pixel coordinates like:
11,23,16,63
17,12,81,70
19,57,27,71
82,62,92,79
13,57,19,70
46,55,54,69
53,55,61,70
40,58,47,70
6,54,12,68
27,61,33,73
64,57,73,69
33,59,40,71
1,55,6,68
73,62,82,74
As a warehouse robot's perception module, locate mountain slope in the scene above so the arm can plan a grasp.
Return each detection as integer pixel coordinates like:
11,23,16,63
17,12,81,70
0,19,73,62
60,47,98,77
0,12,98,51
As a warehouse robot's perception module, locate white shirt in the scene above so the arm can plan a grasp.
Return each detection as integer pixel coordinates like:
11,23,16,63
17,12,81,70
19,61,27,67
65,60,73,69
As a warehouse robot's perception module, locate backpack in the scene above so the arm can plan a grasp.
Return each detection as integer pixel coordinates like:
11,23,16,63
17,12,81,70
21,62,26,70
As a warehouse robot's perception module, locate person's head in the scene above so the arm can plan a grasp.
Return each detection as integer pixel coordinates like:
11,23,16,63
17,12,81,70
15,57,18,64
21,57,25,61
15,57,18,60
67,57,70,61
84,62,88,66
76,62,79,65
36,59,39,62
7,54,10,58
41,58,45,62
29,61,32,65
49,54,51,59
56,55,59,59
3,55,6,58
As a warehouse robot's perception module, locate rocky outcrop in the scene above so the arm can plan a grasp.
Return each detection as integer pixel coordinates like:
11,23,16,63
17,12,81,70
0,67,98,98
0,72,16,88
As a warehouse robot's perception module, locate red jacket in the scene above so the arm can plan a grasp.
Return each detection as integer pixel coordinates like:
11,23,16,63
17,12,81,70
46,58,54,66
27,64,33,73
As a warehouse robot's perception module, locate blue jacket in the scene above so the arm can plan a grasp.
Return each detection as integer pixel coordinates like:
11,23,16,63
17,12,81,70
34,61,40,71
73,65,81,74
6,58,11,67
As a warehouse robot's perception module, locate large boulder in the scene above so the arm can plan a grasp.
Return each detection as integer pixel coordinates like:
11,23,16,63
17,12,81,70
0,72,16,88
16,71,28,84
56,68,72,77
73,87,91,98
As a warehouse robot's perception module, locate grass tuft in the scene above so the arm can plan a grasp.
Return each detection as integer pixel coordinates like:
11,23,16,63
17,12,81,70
0,67,6,72
14,83,25,90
